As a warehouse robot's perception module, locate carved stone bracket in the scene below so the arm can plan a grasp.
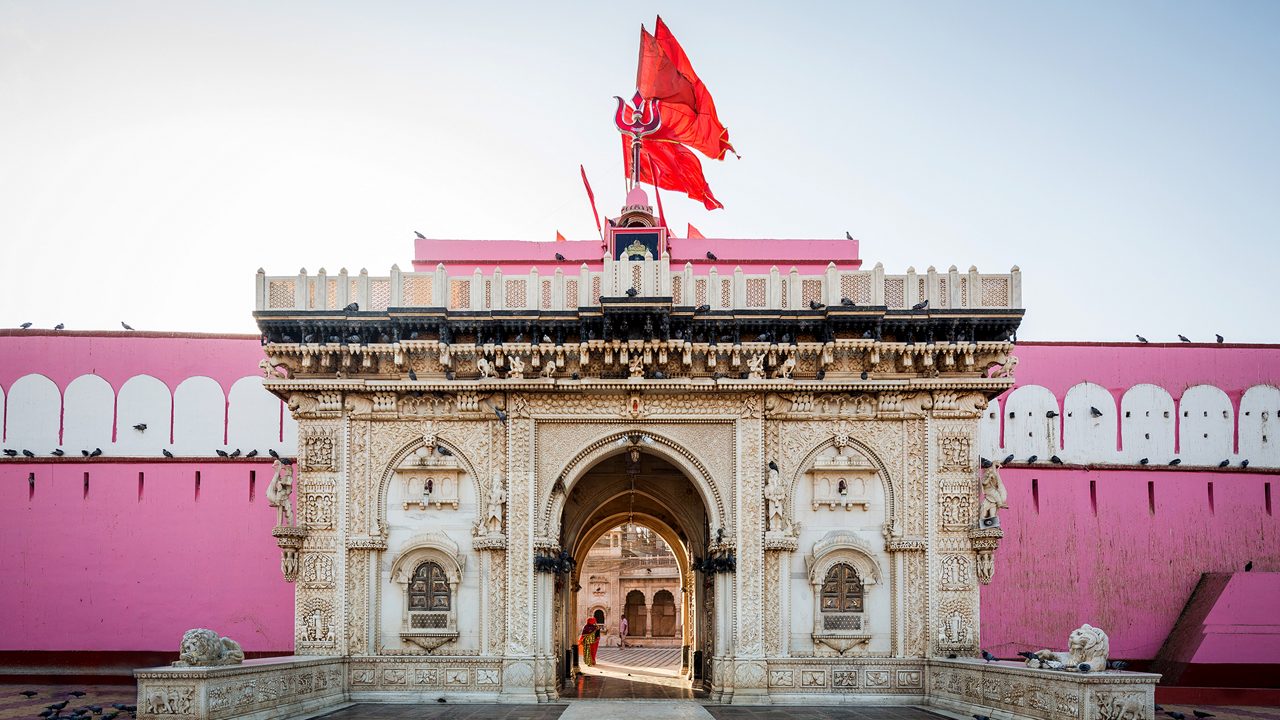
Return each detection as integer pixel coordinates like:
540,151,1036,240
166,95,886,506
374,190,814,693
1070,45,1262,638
763,534,799,551
272,525,307,582
968,526,1004,585
472,535,508,551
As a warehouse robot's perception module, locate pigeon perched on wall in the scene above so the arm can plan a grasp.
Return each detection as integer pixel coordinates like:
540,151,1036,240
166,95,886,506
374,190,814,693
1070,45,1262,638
1050,455,1063,464
216,449,229,457
555,252,565,261
52,449,64,456
981,649,997,662
89,448,102,457
344,302,359,312
1139,457,1149,465
408,370,418,381
245,449,258,458
121,322,134,330
229,449,241,458
1178,334,1191,343
1215,334,1224,344
705,251,717,260
809,299,825,310
1169,458,1181,466
911,300,928,310
19,322,32,329
54,323,65,330
162,449,174,458
493,406,508,425
1245,560,1253,572
415,231,426,239
1027,455,1038,463
268,449,280,459
133,423,147,431
1136,335,1148,343
841,297,855,306
22,449,34,458
1090,406,1104,418
1003,454,1015,464
1046,410,1059,418
695,304,711,313
626,287,639,297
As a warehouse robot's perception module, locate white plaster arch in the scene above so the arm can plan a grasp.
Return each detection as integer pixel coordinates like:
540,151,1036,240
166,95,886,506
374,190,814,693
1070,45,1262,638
1178,385,1233,466
389,531,466,585
1062,382,1117,464
1120,384,1176,462
3,374,60,451
114,375,171,455
61,374,115,454
786,436,896,534
172,376,226,456
545,430,727,543
227,376,280,454
977,398,1002,459
1004,384,1059,460
806,531,885,587
375,433,482,537
1239,385,1280,467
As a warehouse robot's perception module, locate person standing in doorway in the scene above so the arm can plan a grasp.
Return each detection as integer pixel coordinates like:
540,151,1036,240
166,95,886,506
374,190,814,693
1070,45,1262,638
619,615,629,649
579,617,600,667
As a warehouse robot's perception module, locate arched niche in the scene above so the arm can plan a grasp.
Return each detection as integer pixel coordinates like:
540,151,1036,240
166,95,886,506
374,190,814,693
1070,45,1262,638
227,376,280,455
1120,384,1175,462
788,436,894,536
805,530,885,655
1240,385,1280,467
62,374,115,453
1179,385,1233,466
172,376,226,456
1062,382,1117,463
546,430,727,543
3,374,60,451
375,433,481,539
1004,384,1059,460
387,530,465,651
115,375,170,455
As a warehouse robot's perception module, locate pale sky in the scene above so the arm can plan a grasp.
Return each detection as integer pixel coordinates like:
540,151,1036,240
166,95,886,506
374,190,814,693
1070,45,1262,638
3,1,1278,341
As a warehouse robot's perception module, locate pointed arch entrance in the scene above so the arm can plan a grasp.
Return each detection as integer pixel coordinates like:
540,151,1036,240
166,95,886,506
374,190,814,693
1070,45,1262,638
552,441,715,697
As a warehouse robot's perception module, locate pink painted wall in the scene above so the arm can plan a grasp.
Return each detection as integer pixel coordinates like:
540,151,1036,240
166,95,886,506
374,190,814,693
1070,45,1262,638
0,461,293,652
981,341,1280,661
412,237,859,275
1196,573,1280,664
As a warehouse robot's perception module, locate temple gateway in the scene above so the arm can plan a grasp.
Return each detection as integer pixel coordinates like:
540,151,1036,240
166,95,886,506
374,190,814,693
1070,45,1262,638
131,191,1159,718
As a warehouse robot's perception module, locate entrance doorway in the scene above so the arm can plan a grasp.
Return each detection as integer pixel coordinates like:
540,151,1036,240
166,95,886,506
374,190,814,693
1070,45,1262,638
554,444,713,699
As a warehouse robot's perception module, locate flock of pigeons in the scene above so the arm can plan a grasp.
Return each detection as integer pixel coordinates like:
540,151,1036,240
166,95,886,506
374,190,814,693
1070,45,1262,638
14,689,136,719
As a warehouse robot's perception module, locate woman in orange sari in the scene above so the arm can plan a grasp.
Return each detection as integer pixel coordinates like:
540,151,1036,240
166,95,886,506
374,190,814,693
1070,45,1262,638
578,617,600,667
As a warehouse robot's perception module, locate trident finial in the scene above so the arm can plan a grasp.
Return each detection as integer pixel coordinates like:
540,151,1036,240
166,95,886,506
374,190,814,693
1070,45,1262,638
614,91,662,188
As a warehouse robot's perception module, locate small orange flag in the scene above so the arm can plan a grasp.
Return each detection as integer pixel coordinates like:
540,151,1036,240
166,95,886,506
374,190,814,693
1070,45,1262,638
687,223,706,239
555,231,566,243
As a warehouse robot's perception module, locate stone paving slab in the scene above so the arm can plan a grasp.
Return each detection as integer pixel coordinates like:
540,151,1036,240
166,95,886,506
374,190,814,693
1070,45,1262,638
561,700,711,720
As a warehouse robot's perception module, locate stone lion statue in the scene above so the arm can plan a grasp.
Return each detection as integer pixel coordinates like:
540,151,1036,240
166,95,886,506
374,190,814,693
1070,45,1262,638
1025,623,1109,672
172,628,245,667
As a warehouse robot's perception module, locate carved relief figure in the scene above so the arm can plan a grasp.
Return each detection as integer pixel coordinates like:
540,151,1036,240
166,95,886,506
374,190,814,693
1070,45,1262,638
979,463,1008,524
989,353,1018,379
1025,623,1110,672
267,459,295,526
747,352,766,379
507,354,525,379
629,353,645,378
764,466,787,533
541,359,558,378
171,628,245,667
259,358,285,379
774,353,796,379
477,356,495,378
485,473,506,535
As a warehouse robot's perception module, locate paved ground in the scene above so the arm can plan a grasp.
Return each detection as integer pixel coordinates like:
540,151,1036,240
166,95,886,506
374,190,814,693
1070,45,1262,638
0,683,136,719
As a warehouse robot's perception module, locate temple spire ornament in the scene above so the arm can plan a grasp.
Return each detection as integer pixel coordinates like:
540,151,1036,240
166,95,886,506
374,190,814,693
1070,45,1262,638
614,91,662,190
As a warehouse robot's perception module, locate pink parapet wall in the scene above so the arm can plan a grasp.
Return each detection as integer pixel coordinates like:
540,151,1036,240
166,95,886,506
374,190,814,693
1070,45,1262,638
0,461,294,652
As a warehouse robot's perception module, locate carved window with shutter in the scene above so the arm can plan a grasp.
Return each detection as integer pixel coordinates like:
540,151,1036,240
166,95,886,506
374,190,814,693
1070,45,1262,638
408,561,451,616
821,563,864,613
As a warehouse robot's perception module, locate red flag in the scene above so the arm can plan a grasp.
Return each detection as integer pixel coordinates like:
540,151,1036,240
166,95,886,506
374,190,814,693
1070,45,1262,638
579,165,603,241
637,17,735,161
622,135,723,211
647,153,667,228
686,223,705,239
555,231,566,243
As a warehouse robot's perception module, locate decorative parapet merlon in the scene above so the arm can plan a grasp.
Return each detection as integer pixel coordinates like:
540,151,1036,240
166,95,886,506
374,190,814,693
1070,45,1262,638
255,263,1023,312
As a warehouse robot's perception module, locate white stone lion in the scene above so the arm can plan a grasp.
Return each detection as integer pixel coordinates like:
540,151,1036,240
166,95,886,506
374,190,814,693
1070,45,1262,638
1026,623,1109,672
172,628,245,667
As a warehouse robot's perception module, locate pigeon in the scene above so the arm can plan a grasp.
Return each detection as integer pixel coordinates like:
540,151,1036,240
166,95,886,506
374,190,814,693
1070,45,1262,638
946,653,957,658
344,302,359,312
89,448,102,457
20,690,37,697
414,231,426,239
555,252,565,261
216,449,229,457
815,369,825,380
860,371,868,380
436,697,447,703
1215,334,1224,344
408,370,418,381
1027,455,1038,463
1090,406,1103,418
51,700,70,709
1245,560,1253,572
160,448,174,458
841,297,856,306
809,299,825,310
52,449,64,456
973,715,991,720
570,372,580,380
1178,334,1191,343
436,445,453,457
1218,459,1229,467
981,457,993,468
981,649,997,662
445,370,456,380
1167,712,1187,720
133,423,147,431
1108,660,1129,670
20,322,32,329
245,449,258,458
694,303,711,313
1077,663,1091,672
229,449,241,458
626,287,639,297
121,322,134,330
54,323,65,330
1003,454,1015,464
22,449,35,458
493,406,508,425
1241,459,1250,468
846,231,854,240
768,460,779,472
304,334,317,343
1016,651,1037,660
911,299,928,310
542,334,553,343
268,449,280,459
81,450,90,457
1046,410,1059,418
1169,458,1181,466
652,370,667,379
1139,457,1149,465
1050,455,1063,464
1193,712,1216,719
346,334,361,344
1136,335,1148,343
705,251,717,261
